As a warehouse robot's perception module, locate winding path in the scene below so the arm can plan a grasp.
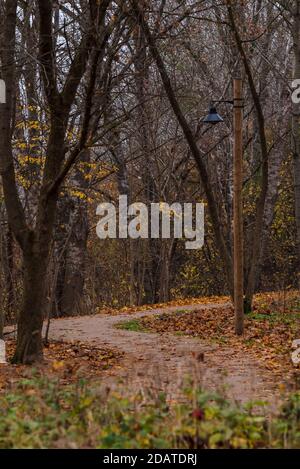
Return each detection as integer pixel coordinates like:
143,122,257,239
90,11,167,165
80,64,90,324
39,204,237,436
49,303,278,405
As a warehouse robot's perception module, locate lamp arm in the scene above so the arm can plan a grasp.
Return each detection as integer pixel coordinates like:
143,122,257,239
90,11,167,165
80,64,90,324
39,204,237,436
211,99,234,105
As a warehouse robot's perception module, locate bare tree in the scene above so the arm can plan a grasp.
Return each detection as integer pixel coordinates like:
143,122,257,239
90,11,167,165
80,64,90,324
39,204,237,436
0,0,112,363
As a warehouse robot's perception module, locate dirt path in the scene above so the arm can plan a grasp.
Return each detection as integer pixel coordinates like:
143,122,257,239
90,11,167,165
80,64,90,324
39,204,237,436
48,303,278,406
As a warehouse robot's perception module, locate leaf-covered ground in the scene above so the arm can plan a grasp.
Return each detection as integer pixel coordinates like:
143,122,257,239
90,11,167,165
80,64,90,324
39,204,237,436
2,292,299,414
0,340,123,392
98,295,229,315
2,293,300,448
135,292,300,386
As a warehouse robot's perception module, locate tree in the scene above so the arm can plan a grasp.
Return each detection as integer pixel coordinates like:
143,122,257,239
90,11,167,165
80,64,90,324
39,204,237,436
0,0,112,363
291,0,300,289
131,0,234,299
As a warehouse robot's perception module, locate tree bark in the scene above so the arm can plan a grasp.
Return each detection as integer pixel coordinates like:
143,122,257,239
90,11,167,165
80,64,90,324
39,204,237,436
292,0,300,290
13,246,47,363
13,117,65,362
52,150,89,317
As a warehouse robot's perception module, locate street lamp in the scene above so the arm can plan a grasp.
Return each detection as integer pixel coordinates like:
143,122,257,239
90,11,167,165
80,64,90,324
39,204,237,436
203,104,224,125
203,78,244,335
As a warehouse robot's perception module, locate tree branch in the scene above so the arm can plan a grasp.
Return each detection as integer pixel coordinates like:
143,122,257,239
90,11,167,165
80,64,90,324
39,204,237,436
0,0,29,249
38,0,59,107
130,0,234,293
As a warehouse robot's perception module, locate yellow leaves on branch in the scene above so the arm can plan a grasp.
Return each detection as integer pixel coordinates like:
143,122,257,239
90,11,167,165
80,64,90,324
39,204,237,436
17,155,44,167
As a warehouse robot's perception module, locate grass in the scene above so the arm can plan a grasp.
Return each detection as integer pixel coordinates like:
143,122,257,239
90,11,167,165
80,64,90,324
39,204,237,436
248,310,300,325
115,310,189,333
115,319,148,332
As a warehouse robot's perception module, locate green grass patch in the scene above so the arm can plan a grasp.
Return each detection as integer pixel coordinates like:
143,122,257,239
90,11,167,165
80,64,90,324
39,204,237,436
249,310,300,325
115,319,148,332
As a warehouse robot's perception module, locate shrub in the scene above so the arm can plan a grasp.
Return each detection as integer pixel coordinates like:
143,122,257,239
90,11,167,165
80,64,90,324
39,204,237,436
1,372,300,449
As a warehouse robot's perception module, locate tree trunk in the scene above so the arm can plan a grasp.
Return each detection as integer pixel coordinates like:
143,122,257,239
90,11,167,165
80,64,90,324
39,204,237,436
227,1,269,312
4,226,14,315
292,0,300,290
256,147,283,289
13,118,65,362
12,248,47,364
159,241,173,303
60,197,88,316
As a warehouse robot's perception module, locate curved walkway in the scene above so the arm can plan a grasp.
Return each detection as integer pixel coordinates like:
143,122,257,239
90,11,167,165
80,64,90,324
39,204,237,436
49,303,277,405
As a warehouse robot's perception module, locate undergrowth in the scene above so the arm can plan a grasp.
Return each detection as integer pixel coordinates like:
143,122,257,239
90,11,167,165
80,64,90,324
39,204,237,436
1,372,300,449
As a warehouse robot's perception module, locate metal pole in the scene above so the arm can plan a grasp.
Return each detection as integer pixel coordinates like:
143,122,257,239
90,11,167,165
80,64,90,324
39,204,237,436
233,77,244,335
0,79,6,343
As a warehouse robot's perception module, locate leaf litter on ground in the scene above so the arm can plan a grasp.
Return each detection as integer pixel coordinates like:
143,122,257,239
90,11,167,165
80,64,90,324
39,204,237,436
0,340,123,392
131,291,300,388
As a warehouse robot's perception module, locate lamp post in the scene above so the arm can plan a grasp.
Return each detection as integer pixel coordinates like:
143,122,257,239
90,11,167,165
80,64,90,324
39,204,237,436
203,78,244,335
0,78,5,348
